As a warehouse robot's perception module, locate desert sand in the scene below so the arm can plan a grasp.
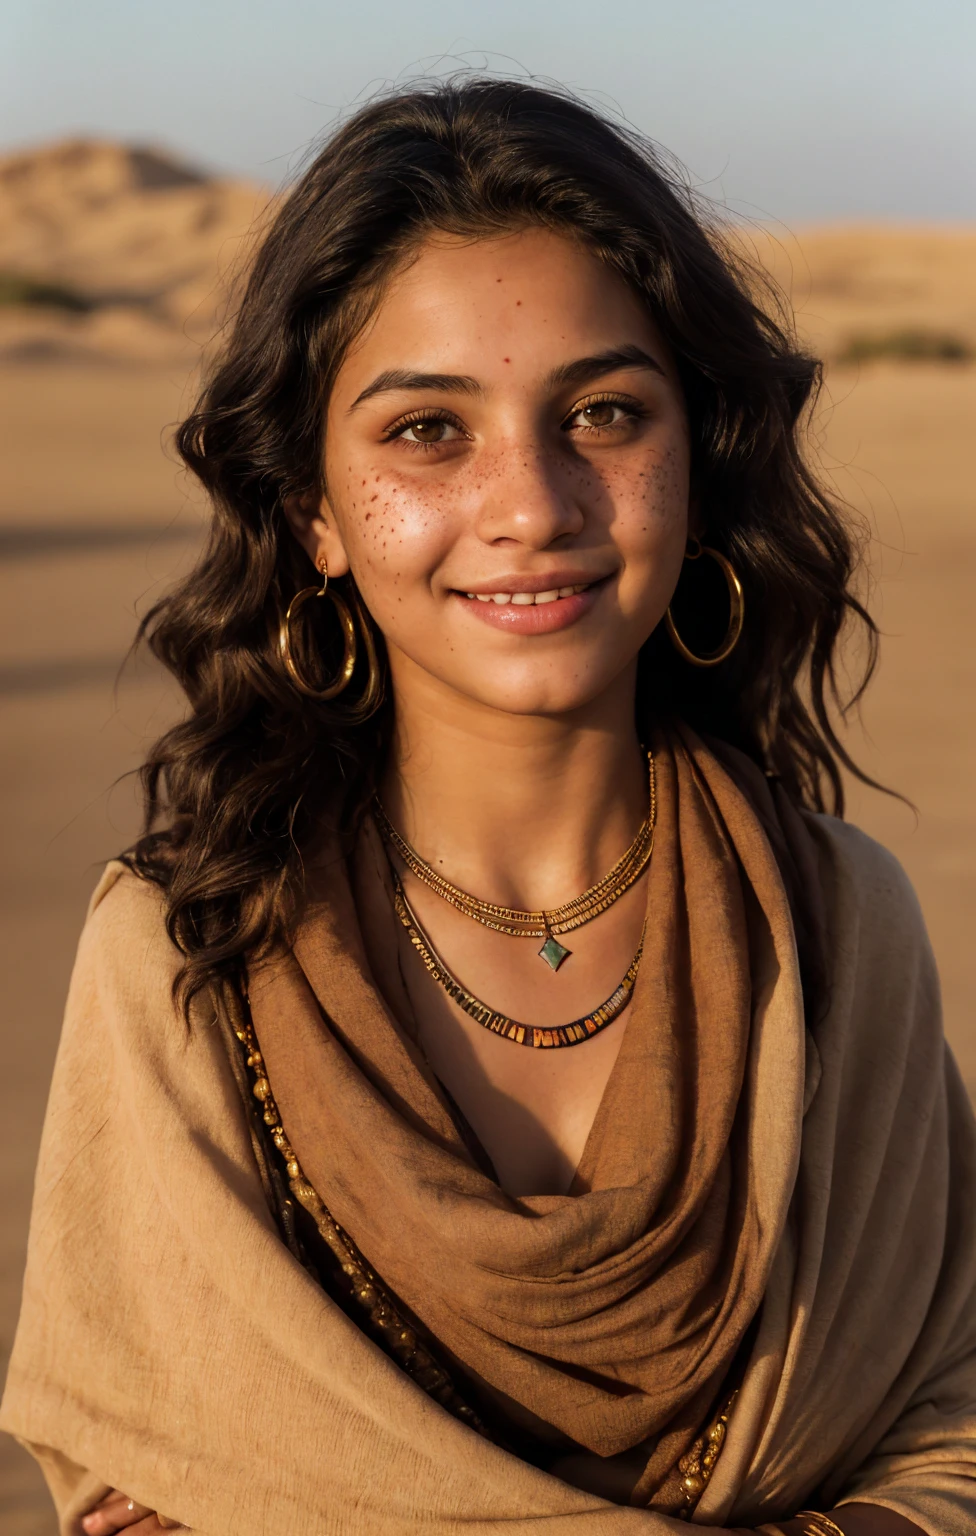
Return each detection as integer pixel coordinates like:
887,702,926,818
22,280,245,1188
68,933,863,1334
1,139,974,1533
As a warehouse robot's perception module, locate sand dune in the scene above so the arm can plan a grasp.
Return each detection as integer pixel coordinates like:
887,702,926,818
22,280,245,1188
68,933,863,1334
740,223,976,360
2,138,975,368
0,139,270,363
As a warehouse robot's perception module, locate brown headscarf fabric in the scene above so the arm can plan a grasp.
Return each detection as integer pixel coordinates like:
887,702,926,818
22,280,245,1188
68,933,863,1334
4,726,976,1536
245,727,805,1492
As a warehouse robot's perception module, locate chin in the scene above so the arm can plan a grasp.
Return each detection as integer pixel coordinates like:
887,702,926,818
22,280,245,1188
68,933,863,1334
459,668,618,720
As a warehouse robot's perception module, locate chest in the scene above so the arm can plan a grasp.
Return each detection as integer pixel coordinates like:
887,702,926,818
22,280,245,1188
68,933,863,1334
391,875,647,1196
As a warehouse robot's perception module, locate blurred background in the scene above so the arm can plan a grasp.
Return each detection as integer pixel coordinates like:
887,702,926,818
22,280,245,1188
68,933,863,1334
1,1,974,1529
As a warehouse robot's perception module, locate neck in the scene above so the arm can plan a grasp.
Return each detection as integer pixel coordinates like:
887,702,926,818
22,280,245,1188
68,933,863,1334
379,657,648,912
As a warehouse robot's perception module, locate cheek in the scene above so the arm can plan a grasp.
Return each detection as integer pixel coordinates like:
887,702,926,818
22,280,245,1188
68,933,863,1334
331,458,457,583
604,441,691,551
653,436,692,509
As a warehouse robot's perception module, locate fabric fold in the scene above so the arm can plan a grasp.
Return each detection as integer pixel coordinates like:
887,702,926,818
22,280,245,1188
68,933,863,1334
245,728,806,1485
4,729,976,1535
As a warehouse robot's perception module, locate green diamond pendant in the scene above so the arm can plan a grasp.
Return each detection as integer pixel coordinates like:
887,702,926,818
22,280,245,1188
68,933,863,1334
538,935,571,971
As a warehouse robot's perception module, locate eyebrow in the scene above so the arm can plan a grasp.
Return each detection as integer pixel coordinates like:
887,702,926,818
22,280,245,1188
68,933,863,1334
544,344,666,391
349,370,483,410
347,343,666,412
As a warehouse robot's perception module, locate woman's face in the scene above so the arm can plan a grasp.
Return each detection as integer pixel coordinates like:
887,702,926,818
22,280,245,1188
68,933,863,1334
288,227,692,719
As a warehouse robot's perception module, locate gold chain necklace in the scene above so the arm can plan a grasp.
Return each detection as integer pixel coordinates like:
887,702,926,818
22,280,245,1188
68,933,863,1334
392,871,644,1048
374,749,656,972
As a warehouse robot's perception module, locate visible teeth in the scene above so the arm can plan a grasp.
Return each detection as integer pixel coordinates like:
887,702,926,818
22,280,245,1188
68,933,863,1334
466,593,476,600
467,583,589,604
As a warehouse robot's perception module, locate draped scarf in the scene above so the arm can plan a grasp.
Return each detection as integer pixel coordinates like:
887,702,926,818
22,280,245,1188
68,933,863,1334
245,726,807,1504
6,724,976,1535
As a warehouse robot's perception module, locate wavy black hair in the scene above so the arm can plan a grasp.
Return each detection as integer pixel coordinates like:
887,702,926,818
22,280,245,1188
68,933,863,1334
129,76,877,1014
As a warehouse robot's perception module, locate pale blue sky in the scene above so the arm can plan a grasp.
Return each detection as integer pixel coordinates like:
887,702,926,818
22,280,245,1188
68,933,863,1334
3,0,974,219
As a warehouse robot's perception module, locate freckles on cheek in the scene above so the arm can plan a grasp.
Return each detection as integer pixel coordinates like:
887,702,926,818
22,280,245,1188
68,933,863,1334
630,448,689,526
655,446,692,524
344,469,461,579
591,449,689,545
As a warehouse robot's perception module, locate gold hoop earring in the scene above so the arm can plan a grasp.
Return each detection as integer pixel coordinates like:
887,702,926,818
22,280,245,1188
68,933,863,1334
665,537,744,667
344,579,385,721
278,558,385,719
278,558,357,701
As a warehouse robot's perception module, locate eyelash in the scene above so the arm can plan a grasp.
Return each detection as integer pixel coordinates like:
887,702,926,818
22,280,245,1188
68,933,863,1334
560,391,646,432
382,407,469,452
382,391,646,452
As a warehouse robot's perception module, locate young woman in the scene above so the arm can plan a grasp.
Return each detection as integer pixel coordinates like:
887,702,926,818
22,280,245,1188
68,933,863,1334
3,80,974,1536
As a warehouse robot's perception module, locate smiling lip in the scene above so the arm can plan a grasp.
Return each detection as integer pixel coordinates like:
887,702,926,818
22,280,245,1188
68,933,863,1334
453,574,608,634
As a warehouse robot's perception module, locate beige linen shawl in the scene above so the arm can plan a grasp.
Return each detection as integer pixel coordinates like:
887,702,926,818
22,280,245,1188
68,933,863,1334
3,744,976,1534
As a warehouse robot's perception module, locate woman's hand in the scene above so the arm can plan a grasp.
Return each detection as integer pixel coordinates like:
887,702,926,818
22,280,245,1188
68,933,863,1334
755,1507,924,1535
81,1491,182,1535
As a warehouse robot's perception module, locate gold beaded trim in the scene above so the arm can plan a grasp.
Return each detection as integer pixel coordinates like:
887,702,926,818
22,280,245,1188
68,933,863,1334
795,1513,848,1536
675,1390,738,1519
373,750,657,940
393,872,644,1049
233,1007,493,1440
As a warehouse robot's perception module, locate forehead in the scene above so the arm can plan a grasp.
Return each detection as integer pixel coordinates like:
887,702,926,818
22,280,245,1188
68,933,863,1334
335,226,671,389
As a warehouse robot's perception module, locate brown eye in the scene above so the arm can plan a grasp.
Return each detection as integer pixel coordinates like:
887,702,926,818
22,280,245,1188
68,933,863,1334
581,401,618,428
394,414,468,446
385,410,466,449
406,418,448,443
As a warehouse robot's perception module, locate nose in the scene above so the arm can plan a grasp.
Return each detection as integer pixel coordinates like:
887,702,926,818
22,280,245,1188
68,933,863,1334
473,438,585,550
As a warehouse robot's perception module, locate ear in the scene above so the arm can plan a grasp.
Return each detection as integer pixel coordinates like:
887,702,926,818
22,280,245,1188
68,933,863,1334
281,490,351,579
